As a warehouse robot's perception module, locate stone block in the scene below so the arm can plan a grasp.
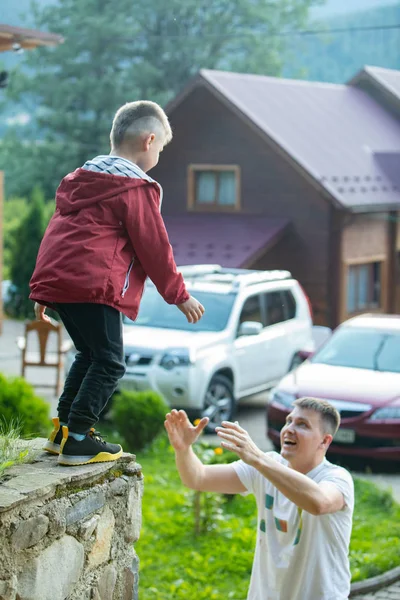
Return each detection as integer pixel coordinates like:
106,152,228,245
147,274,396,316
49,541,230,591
3,473,59,497
122,567,135,600
11,515,49,550
66,491,106,526
109,477,128,496
123,461,140,476
0,577,16,600
87,506,115,568
45,503,66,538
97,564,117,600
17,535,84,600
79,515,100,541
125,484,142,543
0,488,24,513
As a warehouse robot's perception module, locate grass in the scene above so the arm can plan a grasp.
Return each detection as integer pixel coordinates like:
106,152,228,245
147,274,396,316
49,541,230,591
103,428,400,599
0,419,41,479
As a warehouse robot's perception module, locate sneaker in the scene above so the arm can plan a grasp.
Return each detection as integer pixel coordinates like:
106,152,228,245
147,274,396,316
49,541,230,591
58,426,123,466
43,417,63,455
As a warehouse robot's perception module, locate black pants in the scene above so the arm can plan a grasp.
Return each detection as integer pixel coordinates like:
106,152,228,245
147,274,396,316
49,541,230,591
54,303,126,434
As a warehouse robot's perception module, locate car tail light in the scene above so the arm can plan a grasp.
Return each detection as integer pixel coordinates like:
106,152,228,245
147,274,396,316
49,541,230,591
299,284,314,321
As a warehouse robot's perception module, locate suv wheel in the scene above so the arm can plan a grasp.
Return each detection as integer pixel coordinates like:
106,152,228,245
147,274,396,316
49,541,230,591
202,374,235,433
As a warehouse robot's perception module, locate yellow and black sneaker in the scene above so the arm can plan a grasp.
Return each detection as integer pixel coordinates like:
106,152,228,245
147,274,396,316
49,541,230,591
43,417,63,455
58,426,123,466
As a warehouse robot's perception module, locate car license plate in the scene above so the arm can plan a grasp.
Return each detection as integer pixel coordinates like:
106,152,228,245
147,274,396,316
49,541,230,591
334,428,356,444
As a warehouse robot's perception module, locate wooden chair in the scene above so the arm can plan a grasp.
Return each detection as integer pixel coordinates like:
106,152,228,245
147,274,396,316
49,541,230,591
16,319,73,396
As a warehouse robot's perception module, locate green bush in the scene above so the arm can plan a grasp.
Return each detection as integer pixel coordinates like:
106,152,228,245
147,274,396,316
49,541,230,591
111,390,169,452
0,373,50,437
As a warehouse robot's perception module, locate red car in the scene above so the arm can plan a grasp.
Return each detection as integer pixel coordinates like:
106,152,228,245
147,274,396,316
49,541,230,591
267,314,400,461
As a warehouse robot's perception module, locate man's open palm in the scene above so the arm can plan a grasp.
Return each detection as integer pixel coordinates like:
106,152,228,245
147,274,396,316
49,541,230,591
164,409,208,451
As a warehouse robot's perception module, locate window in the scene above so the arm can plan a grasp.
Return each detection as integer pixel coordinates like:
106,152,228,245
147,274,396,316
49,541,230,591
347,262,382,313
124,287,236,332
312,327,400,374
188,165,240,210
265,291,286,325
239,295,263,325
282,291,297,320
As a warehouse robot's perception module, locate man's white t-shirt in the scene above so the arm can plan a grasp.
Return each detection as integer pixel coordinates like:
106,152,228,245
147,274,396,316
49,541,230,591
232,452,354,600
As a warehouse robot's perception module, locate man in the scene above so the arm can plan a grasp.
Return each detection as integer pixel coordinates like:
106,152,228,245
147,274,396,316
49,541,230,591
164,397,354,600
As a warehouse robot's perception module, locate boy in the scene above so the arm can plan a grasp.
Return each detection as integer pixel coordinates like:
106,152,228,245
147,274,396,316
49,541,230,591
165,398,354,600
30,100,204,466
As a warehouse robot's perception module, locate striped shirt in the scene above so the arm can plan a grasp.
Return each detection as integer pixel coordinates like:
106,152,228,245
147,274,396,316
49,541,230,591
82,155,163,205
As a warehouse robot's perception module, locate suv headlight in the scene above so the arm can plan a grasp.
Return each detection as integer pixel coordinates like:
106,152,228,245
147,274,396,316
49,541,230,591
369,407,400,420
160,349,192,371
271,389,296,408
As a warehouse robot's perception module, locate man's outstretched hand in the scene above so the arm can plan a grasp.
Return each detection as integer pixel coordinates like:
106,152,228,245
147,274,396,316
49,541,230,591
177,296,205,324
164,409,209,451
216,421,264,467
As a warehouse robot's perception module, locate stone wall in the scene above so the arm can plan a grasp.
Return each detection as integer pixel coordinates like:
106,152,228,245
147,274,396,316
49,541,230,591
0,440,143,600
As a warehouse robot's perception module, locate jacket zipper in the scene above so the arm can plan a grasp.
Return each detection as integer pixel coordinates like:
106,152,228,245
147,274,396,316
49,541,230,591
121,258,134,297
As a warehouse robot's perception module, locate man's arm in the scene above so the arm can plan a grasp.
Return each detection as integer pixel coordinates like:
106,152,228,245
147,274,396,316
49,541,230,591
216,422,345,516
165,410,246,494
248,455,345,515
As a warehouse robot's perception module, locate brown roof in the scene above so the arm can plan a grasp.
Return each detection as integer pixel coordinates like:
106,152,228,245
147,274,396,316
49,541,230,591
164,215,290,268
349,66,400,114
0,24,63,52
167,68,400,212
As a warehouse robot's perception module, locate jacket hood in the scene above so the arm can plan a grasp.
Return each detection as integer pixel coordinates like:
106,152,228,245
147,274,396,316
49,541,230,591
56,168,156,215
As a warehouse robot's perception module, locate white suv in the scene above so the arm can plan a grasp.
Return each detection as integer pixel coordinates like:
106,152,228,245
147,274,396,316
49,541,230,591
116,265,315,431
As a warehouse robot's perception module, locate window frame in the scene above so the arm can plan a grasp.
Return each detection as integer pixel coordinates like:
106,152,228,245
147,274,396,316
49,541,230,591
345,258,383,315
264,290,292,326
187,164,241,212
236,293,265,337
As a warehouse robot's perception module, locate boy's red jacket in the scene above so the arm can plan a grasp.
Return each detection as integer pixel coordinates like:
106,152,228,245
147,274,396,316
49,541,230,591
29,168,189,320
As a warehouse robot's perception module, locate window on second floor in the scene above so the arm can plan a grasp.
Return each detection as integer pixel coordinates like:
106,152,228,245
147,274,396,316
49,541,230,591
347,261,382,314
188,165,240,211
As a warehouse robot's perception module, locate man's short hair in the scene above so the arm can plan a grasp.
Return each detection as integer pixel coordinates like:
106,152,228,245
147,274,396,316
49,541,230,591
110,101,172,149
293,397,340,436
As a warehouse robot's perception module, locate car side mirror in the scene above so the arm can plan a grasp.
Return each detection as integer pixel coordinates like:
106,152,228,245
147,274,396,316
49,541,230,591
238,321,263,337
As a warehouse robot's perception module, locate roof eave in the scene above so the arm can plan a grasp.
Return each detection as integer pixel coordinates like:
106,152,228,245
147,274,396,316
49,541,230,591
349,202,400,214
0,24,64,52
240,220,292,268
348,66,400,110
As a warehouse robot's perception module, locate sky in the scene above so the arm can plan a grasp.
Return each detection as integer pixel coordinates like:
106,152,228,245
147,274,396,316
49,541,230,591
2,0,400,27
312,0,399,18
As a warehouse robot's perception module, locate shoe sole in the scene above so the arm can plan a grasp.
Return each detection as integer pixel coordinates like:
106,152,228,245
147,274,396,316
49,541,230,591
43,441,61,455
57,448,123,466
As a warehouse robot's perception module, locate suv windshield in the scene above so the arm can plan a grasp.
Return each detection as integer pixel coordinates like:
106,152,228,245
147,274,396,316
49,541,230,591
312,327,400,373
123,287,236,332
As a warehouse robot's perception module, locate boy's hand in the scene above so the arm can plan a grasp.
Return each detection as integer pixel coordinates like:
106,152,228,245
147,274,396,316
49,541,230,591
177,295,205,323
34,302,51,323
165,409,209,451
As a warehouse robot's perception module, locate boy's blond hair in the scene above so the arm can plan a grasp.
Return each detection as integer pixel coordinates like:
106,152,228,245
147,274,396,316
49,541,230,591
293,397,340,436
110,101,172,149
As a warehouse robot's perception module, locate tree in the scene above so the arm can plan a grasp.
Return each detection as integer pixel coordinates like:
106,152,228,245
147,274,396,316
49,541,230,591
9,187,48,318
6,0,318,197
